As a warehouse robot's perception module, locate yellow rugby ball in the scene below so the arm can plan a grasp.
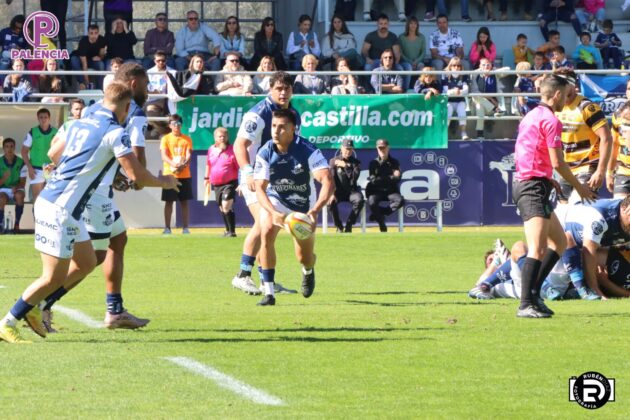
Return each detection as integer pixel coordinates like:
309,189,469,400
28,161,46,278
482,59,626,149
284,212,313,240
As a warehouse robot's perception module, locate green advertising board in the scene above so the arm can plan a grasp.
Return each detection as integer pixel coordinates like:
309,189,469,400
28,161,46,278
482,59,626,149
177,94,448,150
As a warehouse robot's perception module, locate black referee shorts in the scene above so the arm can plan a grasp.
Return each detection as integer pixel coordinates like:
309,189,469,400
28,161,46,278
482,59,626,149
512,177,554,222
162,177,193,202
214,180,238,205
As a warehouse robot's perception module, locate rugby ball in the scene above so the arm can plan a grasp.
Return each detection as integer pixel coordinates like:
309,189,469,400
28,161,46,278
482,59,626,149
284,212,313,240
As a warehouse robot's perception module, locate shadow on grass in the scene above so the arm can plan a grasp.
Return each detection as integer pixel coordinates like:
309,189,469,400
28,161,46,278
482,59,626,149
162,326,446,333
160,335,435,343
346,291,421,296
344,299,498,307
425,291,464,295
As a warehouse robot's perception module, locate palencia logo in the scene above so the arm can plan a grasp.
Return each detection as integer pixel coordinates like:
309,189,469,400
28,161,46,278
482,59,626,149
569,371,615,409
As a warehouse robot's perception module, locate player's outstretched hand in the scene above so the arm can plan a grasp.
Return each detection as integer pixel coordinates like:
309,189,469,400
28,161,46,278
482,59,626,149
575,182,597,203
306,210,317,231
161,174,181,192
606,173,614,194
587,170,604,190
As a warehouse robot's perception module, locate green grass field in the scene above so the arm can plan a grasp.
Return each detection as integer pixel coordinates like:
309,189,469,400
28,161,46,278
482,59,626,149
1,228,628,418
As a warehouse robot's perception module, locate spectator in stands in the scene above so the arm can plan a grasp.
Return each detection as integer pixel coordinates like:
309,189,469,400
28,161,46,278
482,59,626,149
331,57,359,94
0,15,27,73
328,138,364,233
102,57,123,91
105,18,138,68
539,0,582,41
252,56,276,94
41,0,68,49
363,0,406,21
575,0,605,32
251,17,286,70
429,14,468,70
371,49,404,94
174,53,214,95
294,54,329,94
471,58,503,139
513,34,535,66
537,29,561,63
573,32,603,69
532,51,551,85
174,10,221,72
70,24,107,90
469,27,496,69
38,59,67,103
442,57,470,140
321,14,364,70
286,14,321,71
398,16,425,90
215,52,253,96
550,45,574,70
366,138,404,233
482,0,508,21
424,1,472,22
21,108,57,202
1,59,32,102
414,66,442,100
142,12,175,69
103,0,133,35
147,51,175,115
0,137,26,234
160,113,193,235
595,19,622,69
205,127,239,237
219,16,247,68
334,0,357,21
513,61,539,116
361,14,402,71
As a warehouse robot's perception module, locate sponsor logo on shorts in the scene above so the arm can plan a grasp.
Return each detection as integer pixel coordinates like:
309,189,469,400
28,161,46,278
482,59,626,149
101,203,112,212
35,233,56,248
104,214,113,226
569,372,615,409
36,219,59,231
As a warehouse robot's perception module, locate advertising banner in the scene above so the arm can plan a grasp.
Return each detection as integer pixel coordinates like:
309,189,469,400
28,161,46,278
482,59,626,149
176,94,448,150
579,74,629,115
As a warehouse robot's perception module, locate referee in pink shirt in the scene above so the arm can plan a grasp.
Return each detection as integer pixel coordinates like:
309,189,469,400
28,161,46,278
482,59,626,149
513,72,596,318
205,127,240,237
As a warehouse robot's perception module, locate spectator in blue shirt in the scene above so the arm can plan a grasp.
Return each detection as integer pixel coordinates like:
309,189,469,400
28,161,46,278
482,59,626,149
0,15,27,73
174,10,221,71
573,32,603,70
594,19,623,69
219,16,247,68
370,49,404,94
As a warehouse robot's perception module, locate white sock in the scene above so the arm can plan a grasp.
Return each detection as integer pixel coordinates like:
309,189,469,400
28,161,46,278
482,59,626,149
302,267,313,275
263,282,275,297
1,312,17,327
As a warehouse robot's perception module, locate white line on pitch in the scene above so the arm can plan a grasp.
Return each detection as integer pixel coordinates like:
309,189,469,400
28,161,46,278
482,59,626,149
164,356,285,406
55,305,104,328
0,285,6,289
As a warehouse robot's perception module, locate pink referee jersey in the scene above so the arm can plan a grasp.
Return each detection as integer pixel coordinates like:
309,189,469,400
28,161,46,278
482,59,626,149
514,104,563,181
206,144,239,185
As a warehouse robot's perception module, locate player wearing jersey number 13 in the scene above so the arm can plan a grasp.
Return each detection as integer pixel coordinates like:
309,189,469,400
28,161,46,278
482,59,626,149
253,109,334,306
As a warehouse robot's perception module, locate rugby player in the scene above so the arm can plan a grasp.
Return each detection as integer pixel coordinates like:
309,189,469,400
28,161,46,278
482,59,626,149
231,71,301,295
253,109,333,306
0,82,178,343
608,99,630,198
512,72,596,318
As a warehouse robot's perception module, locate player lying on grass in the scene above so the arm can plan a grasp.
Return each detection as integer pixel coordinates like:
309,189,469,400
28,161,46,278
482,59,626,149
253,108,333,306
0,82,179,344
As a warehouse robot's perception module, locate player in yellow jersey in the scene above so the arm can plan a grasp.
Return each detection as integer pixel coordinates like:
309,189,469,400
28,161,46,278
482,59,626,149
555,71,612,203
608,100,630,198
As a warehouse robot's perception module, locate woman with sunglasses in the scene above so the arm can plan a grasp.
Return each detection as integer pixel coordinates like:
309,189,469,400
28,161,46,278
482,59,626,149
252,17,287,70
219,16,248,68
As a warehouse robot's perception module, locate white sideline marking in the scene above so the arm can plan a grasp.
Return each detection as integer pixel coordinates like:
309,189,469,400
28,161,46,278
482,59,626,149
0,285,6,289
55,305,104,328
164,356,285,406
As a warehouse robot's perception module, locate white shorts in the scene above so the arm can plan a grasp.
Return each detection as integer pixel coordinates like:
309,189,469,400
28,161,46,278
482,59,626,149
492,281,521,299
82,194,126,250
30,168,46,184
0,187,24,201
259,195,293,220
240,182,258,206
34,198,90,259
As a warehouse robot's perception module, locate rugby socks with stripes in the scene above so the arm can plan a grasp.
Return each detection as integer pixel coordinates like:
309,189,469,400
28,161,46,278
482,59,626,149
481,259,512,291
106,293,124,315
261,269,275,296
5,297,34,323
535,249,560,296
519,257,541,310
561,246,585,289
43,286,68,311
239,254,256,278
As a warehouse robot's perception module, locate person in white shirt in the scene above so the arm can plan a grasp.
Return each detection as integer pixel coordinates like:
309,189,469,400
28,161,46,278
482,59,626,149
286,14,321,70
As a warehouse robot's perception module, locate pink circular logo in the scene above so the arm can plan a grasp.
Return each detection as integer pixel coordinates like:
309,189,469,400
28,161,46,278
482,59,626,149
24,11,59,49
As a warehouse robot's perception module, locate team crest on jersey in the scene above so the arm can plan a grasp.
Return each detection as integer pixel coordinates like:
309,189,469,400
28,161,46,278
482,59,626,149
592,221,604,235
291,163,304,175
121,134,131,148
610,259,620,275
245,120,257,133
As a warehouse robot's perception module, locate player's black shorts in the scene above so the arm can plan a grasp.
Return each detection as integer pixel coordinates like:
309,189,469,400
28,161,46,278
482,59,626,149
613,174,630,196
512,177,554,222
606,247,630,290
214,180,238,204
558,171,592,202
162,177,193,202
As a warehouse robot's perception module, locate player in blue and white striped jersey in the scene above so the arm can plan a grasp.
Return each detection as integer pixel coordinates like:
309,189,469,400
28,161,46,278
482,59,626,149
0,82,179,344
253,108,333,306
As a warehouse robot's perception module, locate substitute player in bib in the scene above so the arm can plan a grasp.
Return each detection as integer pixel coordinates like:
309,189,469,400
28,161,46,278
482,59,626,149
42,63,152,331
608,100,630,198
513,72,596,318
254,109,333,306
0,138,26,233
21,108,57,203
0,82,178,344
555,70,612,202
231,71,301,295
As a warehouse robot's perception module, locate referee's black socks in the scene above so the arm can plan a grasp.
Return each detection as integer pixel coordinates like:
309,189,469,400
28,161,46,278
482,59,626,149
519,258,541,310
535,249,560,296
